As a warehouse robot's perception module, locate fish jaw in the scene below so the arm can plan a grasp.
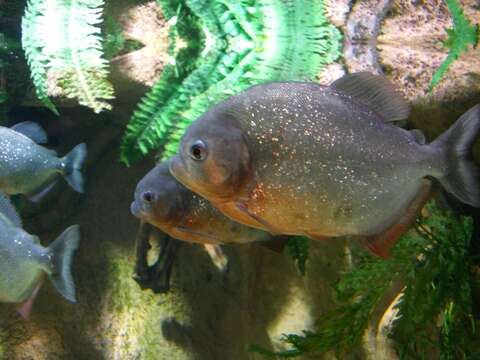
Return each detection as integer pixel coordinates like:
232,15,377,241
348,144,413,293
130,201,143,219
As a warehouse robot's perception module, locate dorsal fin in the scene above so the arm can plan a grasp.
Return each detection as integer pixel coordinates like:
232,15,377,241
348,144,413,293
0,192,22,227
408,129,426,144
331,72,410,122
11,121,48,144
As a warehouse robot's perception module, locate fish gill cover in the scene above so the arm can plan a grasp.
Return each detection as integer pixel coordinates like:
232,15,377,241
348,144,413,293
21,0,115,114
119,0,342,165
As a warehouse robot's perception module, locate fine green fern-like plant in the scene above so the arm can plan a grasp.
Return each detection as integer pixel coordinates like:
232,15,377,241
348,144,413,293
120,0,342,165
430,0,479,90
286,237,310,276
251,202,479,358
21,0,114,114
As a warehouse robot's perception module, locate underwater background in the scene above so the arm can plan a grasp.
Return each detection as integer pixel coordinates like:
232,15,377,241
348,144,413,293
0,0,479,359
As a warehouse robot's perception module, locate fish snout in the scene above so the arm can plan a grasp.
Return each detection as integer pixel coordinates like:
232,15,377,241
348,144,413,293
130,201,143,218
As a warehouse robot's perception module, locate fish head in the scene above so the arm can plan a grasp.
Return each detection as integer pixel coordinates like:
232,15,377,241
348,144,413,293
131,161,184,226
170,110,252,202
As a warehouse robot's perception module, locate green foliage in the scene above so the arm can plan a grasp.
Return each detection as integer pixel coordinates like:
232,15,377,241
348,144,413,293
251,202,479,358
120,0,342,164
430,0,479,90
21,0,114,114
286,237,310,275
103,16,144,60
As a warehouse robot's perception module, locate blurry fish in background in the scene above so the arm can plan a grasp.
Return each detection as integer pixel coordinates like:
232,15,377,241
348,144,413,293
0,121,87,202
170,72,480,258
0,192,80,319
131,159,285,272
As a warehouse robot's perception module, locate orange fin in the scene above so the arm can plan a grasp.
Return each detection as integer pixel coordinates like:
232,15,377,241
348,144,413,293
17,282,43,320
357,180,433,258
235,202,282,235
305,231,330,242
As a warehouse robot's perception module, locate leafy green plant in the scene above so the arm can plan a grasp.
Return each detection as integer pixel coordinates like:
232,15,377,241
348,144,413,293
251,202,479,358
103,16,144,60
430,0,479,90
286,237,310,276
120,0,342,164
21,0,114,114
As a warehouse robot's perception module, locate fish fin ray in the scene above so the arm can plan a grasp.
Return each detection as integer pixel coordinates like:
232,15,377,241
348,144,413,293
331,72,410,122
0,192,21,227
235,202,282,235
63,143,87,193
47,225,80,303
432,105,480,207
27,181,57,203
203,244,228,272
408,129,426,144
357,180,432,258
11,121,48,144
16,282,43,320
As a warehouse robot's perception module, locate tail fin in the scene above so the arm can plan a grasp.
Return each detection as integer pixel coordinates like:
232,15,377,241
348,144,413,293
63,143,87,193
47,225,80,303
432,105,480,207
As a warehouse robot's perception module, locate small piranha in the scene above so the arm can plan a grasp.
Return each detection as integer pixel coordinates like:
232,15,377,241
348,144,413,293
169,72,480,258
0,121,87,201
131,160,283,270
0,192,80,319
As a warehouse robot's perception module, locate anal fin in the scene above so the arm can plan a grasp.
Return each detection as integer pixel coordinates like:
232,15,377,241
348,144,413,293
357,179,433,258
17,281,43,320
28,181,57,203
203,244,228,272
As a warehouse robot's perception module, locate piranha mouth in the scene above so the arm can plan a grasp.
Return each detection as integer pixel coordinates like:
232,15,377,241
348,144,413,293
130,201,144,219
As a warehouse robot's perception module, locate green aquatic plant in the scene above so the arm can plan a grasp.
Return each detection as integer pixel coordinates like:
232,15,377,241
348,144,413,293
103,16,144,61
21,0,114,114
286,237,310,276
120,0,342,164
251,202,479,358
430,0,479,90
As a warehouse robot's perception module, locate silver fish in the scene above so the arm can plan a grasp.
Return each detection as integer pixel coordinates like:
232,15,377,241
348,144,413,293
0,192,80,318
170,72,480,257
0,121,87,201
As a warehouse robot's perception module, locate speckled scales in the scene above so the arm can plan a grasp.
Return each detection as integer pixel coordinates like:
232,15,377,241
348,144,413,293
0,127,62,195
214,82,440,236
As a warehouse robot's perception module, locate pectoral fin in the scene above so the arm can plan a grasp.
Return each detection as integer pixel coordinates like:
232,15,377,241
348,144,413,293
357,180,433,258
176,226,220,244
235,202,282,235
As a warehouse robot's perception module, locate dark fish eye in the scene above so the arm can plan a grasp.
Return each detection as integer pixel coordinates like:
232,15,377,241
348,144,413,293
188,140,208,161
142,191,154,203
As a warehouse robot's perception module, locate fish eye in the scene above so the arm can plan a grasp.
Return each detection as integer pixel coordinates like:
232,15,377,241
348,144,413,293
142,191,155,203
188,140,208,161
